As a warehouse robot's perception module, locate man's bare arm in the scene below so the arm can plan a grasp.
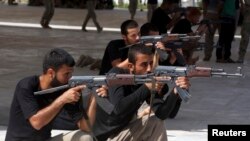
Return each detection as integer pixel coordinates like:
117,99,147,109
29,86,84,130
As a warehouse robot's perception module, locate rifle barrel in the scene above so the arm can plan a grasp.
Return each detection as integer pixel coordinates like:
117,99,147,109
34,84,69,95
211,72,244,77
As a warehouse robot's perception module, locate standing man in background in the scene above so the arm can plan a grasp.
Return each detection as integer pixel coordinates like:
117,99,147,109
82,0,103,33
147,0,158,22
237,0,250,63
129,0,138,19
202,0,220,61
40,0,55,29
216,0,237,63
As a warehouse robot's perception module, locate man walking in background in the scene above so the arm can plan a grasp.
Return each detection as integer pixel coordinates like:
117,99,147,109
82,0,102,33
147,0,158,22
40,0,55,29
129,0,138,19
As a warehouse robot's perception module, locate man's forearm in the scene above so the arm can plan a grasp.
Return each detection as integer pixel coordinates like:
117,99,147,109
29,98,65,130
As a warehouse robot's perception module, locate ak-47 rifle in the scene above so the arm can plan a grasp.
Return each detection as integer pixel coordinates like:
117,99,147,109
140,34,201,43
140,34,201,65
34,74,161,114
34,66,244,113
154,65,244,102
120,34,199,64
121,34,200,61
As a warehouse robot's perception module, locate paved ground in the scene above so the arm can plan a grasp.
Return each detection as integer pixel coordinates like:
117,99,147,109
0,3,250,141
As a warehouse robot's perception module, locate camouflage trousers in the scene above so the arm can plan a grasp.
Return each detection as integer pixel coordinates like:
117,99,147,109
238,20,250,61
41,0,55,25
203,13,220,60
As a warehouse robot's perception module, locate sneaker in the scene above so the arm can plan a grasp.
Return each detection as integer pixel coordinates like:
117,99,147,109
225,58,235,63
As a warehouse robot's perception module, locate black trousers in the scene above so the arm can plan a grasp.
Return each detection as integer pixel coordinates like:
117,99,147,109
216,17,236,60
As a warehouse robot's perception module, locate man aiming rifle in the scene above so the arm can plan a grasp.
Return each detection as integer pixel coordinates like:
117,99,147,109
5,48,107,141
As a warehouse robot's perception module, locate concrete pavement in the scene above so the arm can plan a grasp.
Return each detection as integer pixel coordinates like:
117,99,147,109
0,3,250,141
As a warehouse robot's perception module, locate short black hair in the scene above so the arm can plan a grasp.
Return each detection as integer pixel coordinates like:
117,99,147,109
128,43,154,64
43,48,75,73
140,22,159,36
120,19,139,35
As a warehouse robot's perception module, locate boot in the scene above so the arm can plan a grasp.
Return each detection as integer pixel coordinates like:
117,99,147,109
76,55,86,67
79,56,95,67
89,59,102,70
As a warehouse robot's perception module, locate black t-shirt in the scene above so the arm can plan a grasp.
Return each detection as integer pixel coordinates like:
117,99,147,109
5,75,83,141
93,67,178,140
159,54,186,66
99,39,128,75
148,0,158,4
151,7,172,34
171,18,193,34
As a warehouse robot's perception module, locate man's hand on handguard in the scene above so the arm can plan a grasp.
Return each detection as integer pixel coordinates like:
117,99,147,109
145,82,164,93
96,85,108,97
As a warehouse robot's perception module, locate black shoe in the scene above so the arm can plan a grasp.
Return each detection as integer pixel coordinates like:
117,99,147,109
97,27,103,33
40,21,52,29
225,58,235,63
82,28,88,32
42,25,52,29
